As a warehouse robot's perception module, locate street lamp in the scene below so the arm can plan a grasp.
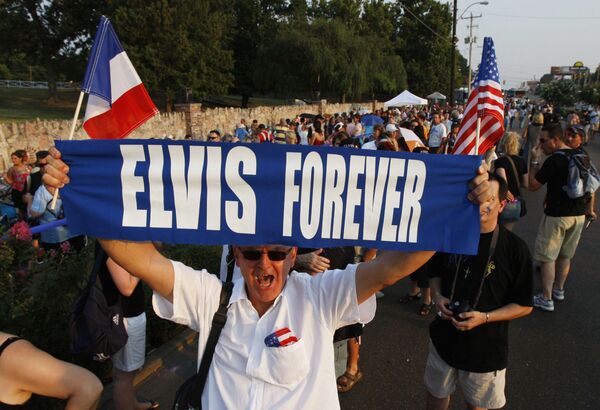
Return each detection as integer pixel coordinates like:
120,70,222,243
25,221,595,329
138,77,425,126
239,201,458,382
449,1,489,104
458,1,488,20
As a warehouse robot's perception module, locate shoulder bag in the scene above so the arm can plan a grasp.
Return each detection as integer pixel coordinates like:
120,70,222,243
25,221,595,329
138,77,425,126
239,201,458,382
172,248,235,410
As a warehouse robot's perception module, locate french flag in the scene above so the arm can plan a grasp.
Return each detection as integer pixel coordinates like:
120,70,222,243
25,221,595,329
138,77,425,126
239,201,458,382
82,16,158,139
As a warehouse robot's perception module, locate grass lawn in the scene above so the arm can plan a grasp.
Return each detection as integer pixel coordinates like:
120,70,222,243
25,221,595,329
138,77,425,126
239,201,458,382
0,87,82,122
0,87,294,123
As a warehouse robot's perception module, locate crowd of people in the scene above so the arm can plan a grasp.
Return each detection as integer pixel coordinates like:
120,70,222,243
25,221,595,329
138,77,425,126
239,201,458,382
0,98,598,409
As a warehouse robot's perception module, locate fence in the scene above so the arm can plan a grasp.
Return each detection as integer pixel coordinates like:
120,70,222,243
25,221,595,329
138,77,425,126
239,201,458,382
0,80,80,89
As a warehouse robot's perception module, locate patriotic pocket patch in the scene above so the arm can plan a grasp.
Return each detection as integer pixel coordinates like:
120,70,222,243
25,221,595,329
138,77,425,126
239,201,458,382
264,327,299,347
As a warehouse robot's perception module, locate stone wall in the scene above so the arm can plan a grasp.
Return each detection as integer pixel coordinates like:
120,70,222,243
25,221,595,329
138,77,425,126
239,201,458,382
0,112,187,172
0,100,380,172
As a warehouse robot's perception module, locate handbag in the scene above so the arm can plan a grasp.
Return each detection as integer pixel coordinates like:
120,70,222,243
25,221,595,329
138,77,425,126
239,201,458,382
172,248,235,410
505,155,527,218
69,245,128,362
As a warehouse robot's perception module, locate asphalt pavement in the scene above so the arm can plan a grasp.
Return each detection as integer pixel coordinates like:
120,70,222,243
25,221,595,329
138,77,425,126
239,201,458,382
100,131,600,410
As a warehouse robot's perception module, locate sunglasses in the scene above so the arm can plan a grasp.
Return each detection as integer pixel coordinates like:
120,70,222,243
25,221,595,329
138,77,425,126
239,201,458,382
240,248,293,261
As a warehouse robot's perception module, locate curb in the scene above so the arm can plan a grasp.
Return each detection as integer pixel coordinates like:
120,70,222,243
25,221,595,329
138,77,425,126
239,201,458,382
134,328,197,386
99,328,197,409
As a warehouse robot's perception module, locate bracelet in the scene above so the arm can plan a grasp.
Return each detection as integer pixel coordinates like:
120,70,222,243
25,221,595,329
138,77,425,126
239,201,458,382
485,312,490,323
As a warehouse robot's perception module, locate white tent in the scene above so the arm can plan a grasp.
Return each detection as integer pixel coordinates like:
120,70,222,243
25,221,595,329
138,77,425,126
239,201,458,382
426,91,446,100
383,90,427,108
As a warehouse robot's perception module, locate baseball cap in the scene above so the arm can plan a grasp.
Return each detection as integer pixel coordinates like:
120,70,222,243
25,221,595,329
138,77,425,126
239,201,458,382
385,123,398,132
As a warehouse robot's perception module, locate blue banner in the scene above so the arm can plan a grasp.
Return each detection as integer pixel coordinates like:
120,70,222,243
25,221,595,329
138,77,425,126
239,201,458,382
56,140,481,254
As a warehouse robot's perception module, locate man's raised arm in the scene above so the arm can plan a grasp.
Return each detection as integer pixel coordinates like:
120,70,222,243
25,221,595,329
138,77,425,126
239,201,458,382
355,162,491,304
43,148,175,302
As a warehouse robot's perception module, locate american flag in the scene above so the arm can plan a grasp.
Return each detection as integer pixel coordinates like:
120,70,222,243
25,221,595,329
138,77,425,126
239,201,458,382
452,37,504,155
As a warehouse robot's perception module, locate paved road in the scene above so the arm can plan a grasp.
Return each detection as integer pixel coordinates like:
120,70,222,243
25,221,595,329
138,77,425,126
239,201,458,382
105,132,600,410
339,135,600,409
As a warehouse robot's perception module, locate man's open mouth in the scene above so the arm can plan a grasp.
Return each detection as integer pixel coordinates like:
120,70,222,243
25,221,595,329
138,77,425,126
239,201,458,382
254,272,275,288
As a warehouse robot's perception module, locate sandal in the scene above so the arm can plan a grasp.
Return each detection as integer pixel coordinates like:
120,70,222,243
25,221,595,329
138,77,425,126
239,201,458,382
419,303,433,316
337,370,364,393
398,292,422,304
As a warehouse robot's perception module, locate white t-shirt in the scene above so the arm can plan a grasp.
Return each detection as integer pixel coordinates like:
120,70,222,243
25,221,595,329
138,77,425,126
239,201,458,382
153,261,375,410
428,123,447,148
361,140,377,150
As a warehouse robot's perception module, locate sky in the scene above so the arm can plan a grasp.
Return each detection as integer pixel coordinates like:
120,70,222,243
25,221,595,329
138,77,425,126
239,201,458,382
448,0,600,88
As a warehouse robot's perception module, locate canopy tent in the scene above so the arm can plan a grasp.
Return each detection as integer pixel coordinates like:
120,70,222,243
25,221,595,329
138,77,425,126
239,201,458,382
426,91,446,100
383,90,427,108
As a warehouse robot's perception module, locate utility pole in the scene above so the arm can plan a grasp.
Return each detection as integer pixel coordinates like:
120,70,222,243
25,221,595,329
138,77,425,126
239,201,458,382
465,13,482,92
449,0,458,105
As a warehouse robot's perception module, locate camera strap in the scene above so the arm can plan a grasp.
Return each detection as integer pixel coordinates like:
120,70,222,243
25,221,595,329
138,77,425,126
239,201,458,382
448,225,499,309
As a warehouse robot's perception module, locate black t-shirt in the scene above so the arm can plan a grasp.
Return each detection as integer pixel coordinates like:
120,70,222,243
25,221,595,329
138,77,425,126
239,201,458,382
494,155,526,197
98,251,145,318
428,226,533,372
535,149,587,216
296,247,356,270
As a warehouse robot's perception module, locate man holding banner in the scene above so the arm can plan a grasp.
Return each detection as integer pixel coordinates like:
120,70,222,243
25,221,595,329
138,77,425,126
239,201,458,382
43,143,491,409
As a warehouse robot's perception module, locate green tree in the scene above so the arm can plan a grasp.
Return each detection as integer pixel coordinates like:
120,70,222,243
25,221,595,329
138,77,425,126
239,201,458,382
0,0,108,99
113,0,235,111
580,85,600,106
231,0,286,108
394,0,454,96
539,79,579,107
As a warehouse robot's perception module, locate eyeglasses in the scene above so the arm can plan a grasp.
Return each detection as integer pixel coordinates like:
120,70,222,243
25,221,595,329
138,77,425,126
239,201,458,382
240,248,293,261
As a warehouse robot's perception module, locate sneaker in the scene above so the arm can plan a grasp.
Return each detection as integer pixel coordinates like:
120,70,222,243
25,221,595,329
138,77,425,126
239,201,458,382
533,294,554,312
552,288,565,301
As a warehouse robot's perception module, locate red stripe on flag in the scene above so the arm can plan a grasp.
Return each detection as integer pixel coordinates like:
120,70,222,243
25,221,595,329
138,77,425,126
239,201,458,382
279,336,298,346
273,328,291,337
83,83,158,139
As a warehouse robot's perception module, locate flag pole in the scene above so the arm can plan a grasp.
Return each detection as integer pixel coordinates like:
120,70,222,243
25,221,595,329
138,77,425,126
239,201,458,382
475,117,481,155
50,90,85,209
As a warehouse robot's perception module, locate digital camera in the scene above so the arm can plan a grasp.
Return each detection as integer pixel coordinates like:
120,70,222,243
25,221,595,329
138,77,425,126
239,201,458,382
448,300,473,321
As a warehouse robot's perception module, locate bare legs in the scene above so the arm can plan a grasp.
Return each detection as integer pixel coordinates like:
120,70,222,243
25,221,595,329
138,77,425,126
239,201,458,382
112,368,154,410
540,257,571,299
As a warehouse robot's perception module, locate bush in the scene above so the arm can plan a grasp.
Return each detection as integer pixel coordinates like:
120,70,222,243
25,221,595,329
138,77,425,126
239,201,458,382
0,226,223,407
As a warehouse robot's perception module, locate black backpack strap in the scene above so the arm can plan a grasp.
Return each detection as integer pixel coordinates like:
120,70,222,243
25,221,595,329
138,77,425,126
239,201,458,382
89,242,108,289
186,257,235,408
225,245,235,283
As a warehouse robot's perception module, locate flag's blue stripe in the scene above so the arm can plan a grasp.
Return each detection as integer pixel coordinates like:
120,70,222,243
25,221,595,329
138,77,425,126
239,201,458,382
81,16,124,102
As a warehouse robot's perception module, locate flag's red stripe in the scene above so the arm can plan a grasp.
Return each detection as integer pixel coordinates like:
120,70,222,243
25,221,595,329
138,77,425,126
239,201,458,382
279,336,298,346
274,327,291,337
83,83,158,139
453,81,504,155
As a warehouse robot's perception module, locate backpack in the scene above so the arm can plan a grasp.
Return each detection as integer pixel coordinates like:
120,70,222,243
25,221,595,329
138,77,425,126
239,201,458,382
554,150,600,199
69,245,128,362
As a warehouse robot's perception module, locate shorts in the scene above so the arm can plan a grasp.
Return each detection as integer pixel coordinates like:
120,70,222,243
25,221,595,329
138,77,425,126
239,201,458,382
533,215,585,262
424,341,506,409
112,312,146,372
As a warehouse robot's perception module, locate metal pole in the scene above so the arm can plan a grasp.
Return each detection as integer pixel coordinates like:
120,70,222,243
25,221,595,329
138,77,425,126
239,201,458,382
449,0,458,106
467,13,474,92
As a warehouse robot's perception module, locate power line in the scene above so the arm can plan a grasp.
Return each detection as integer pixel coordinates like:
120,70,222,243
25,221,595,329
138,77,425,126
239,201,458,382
487,13,600,20
398,2,450,43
